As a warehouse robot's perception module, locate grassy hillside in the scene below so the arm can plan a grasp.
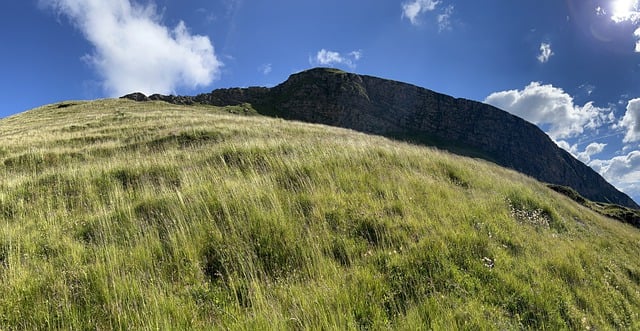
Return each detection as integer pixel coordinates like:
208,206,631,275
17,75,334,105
1,99,639,329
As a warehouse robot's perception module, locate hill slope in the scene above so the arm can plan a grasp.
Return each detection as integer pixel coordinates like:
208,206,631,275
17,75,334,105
130,68,638,209
1,99,640,329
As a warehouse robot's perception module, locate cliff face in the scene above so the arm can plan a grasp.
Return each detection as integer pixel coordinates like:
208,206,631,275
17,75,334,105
122,68,639,209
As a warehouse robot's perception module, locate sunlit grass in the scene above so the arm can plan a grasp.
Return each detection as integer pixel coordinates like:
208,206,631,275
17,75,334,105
0,99,639,329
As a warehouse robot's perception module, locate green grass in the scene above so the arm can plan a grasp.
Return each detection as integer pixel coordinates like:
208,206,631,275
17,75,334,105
1,99,640,329
548,184,640,228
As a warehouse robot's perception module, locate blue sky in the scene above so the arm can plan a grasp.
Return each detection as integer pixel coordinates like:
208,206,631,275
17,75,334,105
2,0,640,204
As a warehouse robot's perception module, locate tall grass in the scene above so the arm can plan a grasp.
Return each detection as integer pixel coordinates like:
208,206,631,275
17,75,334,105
0,99,639,329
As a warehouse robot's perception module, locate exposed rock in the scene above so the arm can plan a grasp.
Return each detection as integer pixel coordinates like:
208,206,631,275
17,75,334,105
194,87,270,106
122,67,639,209
56,103,76,109
148,94,195,105
121,92,149,102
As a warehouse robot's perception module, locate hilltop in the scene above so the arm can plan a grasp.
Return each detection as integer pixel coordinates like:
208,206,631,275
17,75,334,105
0,99,639,329
125,68,638,209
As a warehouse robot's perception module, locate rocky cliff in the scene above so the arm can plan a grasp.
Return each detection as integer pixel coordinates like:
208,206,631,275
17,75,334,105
122,68,639,209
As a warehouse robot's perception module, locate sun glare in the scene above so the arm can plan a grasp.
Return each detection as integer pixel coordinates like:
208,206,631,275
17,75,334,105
611,0,638,22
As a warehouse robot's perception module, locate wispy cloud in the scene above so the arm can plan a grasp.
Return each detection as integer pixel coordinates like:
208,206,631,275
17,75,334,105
485,82,614,140
437,5,454,32
578,83,595,96
349,50,362,61
310,49,362,69
402,0,440,26
41,0,222,96
258,63,272,75
196,7,217,24
537,43,554,63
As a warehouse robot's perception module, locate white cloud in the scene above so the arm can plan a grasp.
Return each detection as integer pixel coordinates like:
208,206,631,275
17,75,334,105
310,49,362,69
537,43,554,63
556,141,606,163
402,0,440,25
579,143,606,163
41,0,222,96
349,50,363,61
590,150,640,200
259,63,272,75
485,82,614,140
555,140,574,153
437,5,454,32
620,98,640,142
584,142,608,158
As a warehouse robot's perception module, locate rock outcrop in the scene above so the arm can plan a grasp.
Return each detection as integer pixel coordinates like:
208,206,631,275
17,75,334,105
122,68,639,209
121,92,149,102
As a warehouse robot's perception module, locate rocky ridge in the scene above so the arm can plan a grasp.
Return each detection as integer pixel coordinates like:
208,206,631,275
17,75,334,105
122,68,639,209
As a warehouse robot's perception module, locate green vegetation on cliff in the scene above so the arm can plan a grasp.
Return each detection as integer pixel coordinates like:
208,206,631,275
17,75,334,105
1,99,639,329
